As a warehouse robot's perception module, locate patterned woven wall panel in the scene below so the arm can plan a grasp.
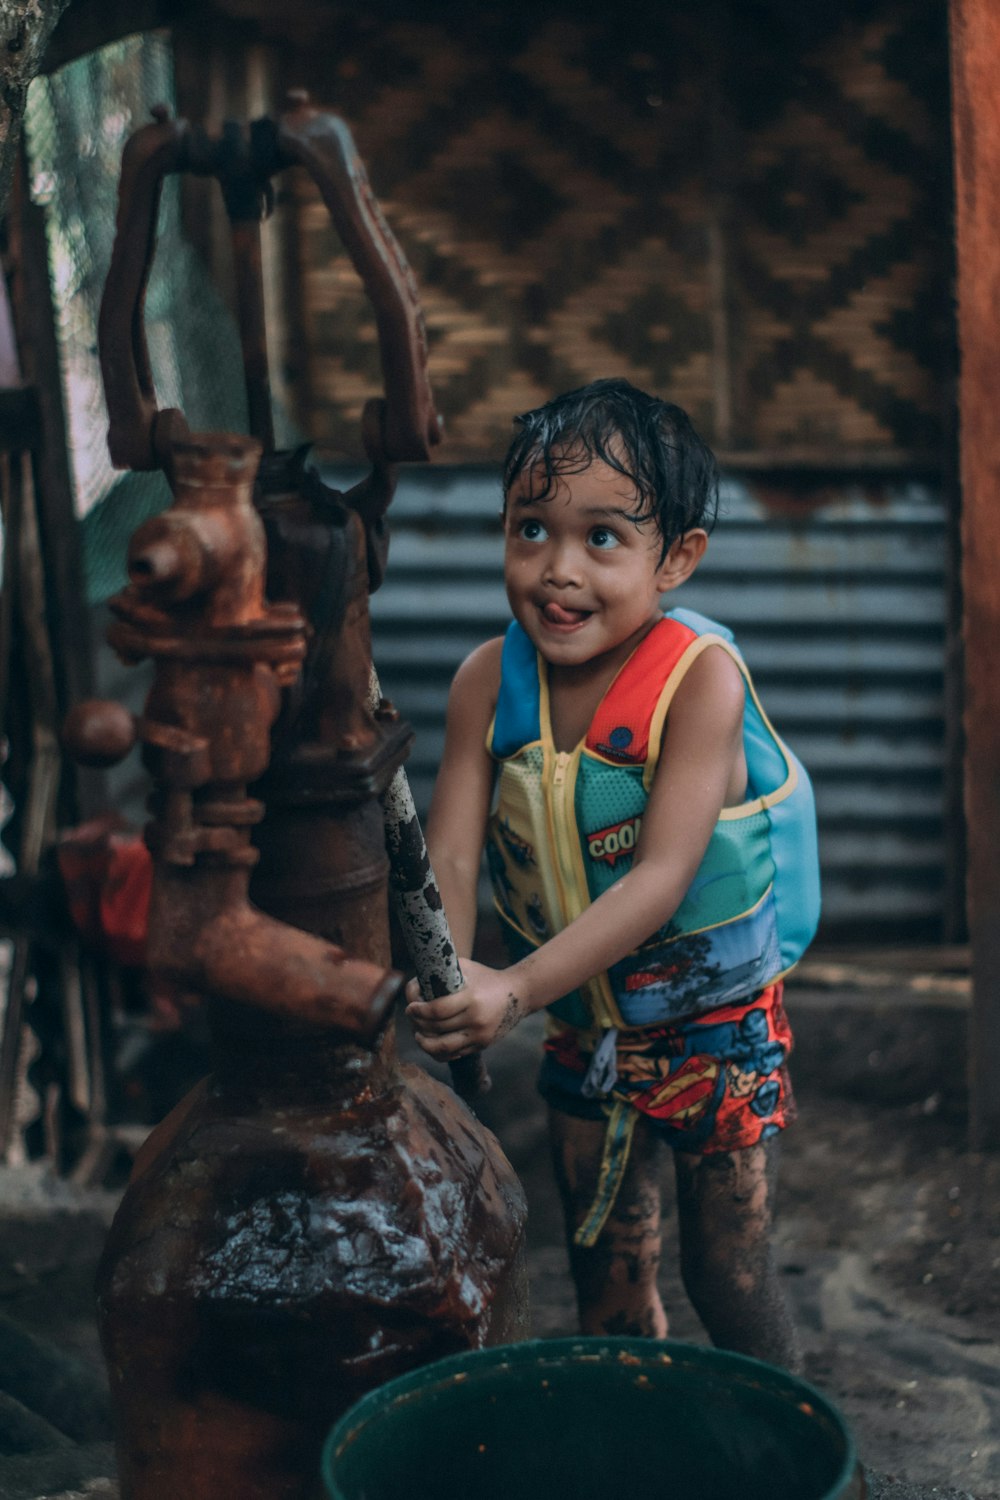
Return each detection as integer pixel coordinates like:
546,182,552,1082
729,11,949,460
288,1,950,466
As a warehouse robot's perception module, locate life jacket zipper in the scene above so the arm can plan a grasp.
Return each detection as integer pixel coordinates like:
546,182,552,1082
545,746,619,1029
547,751,575,926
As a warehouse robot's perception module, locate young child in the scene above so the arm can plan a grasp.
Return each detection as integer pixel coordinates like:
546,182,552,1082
406,378,820,1371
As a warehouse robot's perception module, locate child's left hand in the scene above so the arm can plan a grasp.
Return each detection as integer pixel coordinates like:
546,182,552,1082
405,959,530,1059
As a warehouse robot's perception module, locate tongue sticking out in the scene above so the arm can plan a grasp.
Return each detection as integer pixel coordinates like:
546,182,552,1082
543,602,590,626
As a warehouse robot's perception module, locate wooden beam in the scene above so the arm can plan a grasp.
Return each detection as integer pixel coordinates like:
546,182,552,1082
949,0,1000,1149
0,0,73,216
6,160,93,716
5,154,100,830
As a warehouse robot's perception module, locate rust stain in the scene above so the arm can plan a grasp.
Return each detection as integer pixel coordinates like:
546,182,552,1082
749,479,891,520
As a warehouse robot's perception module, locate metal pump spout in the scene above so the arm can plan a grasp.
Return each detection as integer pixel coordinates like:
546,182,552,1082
63,431,399,1044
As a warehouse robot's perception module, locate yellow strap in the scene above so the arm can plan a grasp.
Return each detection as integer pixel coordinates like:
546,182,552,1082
572,1100,638,1249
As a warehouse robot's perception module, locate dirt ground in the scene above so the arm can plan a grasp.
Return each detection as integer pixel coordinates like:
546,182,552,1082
0,951,995,1499
419,950,1000,1500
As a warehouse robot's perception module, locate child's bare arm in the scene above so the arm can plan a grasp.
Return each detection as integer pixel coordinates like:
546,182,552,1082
408,646,745,1058
420,638,502,960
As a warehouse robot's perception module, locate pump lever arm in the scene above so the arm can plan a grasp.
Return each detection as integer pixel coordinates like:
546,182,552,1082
98,97,441,476
98,108,192,474
276,91,442,465
371,674,491,1101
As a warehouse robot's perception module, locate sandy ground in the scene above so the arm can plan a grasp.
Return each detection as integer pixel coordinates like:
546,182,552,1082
0,955,995,1499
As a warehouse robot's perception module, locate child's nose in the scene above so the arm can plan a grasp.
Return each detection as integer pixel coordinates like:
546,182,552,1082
543,540,583,586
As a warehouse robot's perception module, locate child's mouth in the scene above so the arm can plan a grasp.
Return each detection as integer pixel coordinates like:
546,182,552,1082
541,602,591,628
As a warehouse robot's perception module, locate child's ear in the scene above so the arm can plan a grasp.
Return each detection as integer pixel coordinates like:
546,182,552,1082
656,528,708,593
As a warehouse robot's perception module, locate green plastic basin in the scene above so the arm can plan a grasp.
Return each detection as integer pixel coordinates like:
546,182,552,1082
322,1337,861,1500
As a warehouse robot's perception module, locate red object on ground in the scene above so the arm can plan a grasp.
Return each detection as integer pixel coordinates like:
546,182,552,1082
57,817,152,969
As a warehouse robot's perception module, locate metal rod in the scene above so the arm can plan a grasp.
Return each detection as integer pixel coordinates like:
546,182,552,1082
230,217,276,454
369,670,490,1099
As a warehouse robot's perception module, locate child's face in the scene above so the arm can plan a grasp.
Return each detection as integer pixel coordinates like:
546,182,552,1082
503,454,688,674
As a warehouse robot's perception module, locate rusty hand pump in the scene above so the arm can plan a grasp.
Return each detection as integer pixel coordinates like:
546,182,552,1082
61,98,527,1500
96,88,488,1099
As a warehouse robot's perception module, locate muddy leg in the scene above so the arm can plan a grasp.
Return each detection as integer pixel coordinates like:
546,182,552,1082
548,1107,667,1337
675,1139,801,1372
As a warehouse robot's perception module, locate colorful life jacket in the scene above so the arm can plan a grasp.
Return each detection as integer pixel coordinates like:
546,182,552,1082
485,608,821,1029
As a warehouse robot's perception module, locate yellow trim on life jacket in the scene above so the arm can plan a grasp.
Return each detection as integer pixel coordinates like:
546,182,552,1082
539,665,623,1030
633,880,774,951
718,662,800,816
642,633,801,817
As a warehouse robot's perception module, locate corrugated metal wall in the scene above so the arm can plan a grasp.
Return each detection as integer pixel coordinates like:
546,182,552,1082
360,467,950,940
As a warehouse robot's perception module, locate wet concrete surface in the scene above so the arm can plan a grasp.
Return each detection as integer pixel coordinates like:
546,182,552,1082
0,959,995,1499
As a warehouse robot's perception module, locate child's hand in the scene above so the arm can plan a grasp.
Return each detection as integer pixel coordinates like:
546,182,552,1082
405,959,530,1059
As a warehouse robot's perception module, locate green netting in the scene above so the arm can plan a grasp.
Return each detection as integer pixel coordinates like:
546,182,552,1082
24,32,249,604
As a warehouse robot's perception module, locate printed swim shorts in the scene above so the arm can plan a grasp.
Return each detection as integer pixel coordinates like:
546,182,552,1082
540,982,796,1246
539,980,796,1157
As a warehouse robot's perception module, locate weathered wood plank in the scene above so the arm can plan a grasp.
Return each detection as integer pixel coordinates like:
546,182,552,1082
949,0,1000,1147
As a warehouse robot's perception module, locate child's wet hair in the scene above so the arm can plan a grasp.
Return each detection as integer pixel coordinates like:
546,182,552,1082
502,377,719,559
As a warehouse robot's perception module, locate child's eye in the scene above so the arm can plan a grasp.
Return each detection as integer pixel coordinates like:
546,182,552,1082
588,527,620,550
517,518,548,542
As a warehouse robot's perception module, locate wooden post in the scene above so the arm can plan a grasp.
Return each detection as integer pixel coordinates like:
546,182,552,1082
0,0,72,217
949,0,1000,1149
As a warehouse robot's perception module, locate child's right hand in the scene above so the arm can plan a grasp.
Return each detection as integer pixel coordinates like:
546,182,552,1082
405,960,530,1059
